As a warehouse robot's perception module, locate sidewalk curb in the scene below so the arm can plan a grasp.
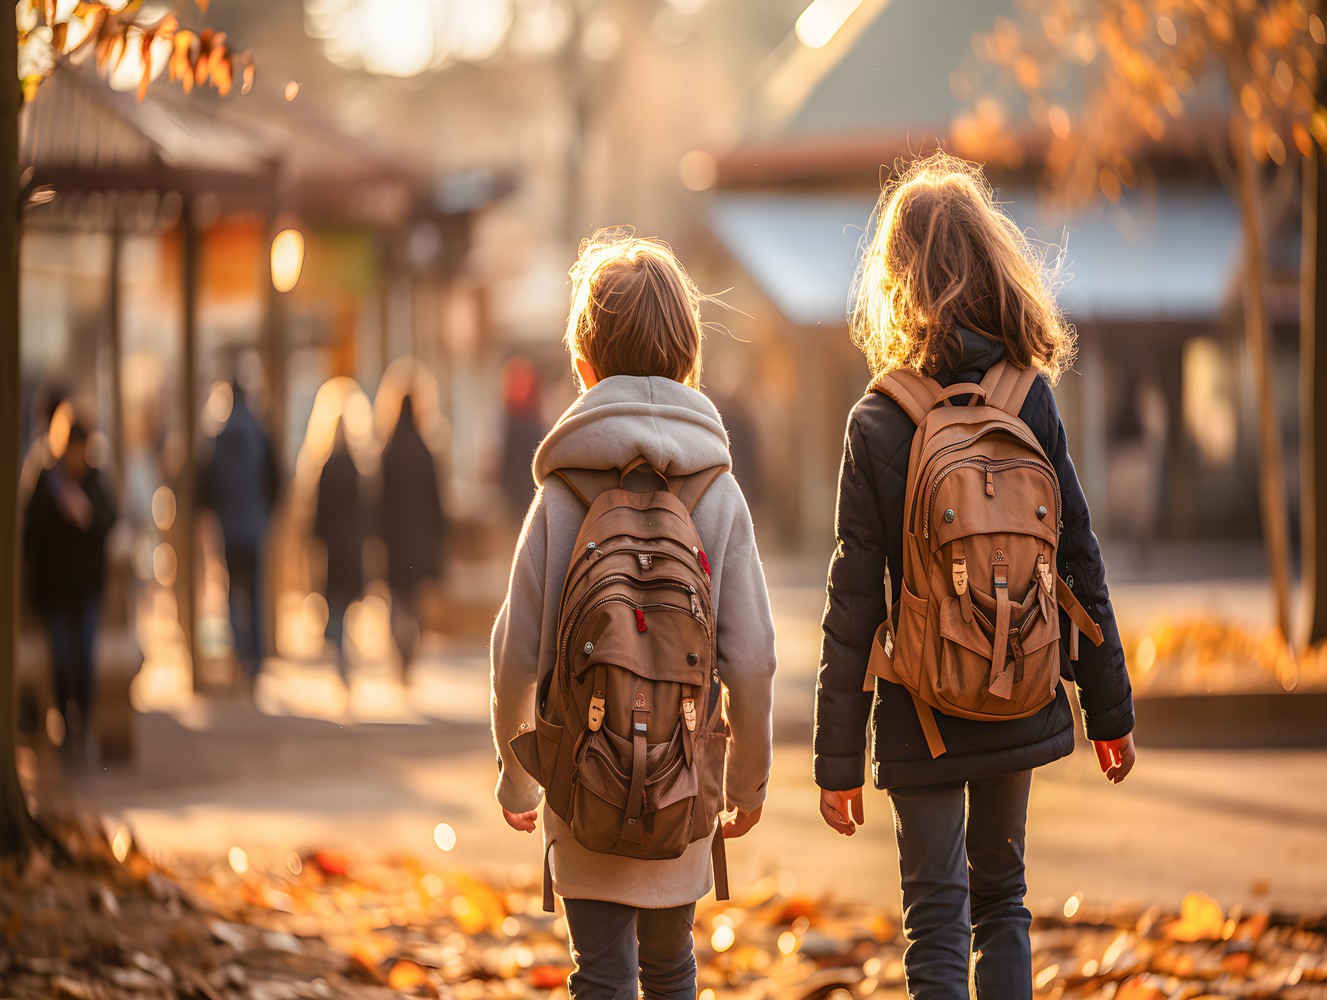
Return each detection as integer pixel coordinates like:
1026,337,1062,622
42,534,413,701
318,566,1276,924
1135,692,1327,749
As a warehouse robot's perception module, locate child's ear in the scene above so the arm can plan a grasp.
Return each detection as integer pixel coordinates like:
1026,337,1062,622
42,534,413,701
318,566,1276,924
575,357,600,390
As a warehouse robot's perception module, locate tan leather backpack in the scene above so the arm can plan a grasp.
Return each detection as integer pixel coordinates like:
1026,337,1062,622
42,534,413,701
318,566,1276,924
510,459,729,911
864,359,1104,757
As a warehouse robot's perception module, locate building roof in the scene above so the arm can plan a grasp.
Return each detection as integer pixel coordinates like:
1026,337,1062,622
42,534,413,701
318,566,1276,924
709,187,1241,327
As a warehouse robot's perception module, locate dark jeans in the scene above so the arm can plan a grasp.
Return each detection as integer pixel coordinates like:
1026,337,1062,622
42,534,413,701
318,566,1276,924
325,591,353,679
888,770,1034,1000
389,582,421,670
225,543,265,679
46,597,100,748
564,898,697,1000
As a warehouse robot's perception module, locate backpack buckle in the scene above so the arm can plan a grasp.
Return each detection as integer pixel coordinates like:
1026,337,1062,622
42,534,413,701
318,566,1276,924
682,697,697,732
1036,554,1053,596
588,692,605,731
952,557,968,596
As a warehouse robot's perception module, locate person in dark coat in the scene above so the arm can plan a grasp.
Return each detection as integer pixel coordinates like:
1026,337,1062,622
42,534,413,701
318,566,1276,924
499,357,546,522
378,394,445,673
814,153,1134,999
24,417,117,763
314,420,366,679
197,384,281,685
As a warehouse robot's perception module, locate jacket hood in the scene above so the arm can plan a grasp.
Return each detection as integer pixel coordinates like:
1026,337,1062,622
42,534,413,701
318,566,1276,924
533,376,731,485
940,326,1008,384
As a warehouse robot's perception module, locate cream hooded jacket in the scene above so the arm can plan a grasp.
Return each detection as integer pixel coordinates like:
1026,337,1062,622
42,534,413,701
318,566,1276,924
490,375,777,908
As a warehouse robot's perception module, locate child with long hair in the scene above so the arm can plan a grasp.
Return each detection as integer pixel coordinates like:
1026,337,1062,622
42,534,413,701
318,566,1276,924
813,152,1136,999
491,231,777,999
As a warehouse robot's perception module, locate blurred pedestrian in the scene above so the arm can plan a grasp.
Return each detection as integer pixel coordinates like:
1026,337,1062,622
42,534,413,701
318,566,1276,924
500,357,545,520
23,411,117,765
198,382,281,688
378,394,445,673
314,418,366,680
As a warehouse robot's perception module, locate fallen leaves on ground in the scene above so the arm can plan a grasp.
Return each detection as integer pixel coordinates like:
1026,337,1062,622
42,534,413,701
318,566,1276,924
1,821,1324,999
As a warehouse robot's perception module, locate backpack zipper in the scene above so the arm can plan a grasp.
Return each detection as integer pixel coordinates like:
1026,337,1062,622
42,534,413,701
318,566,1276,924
922,458,1061,540
558,576,708,681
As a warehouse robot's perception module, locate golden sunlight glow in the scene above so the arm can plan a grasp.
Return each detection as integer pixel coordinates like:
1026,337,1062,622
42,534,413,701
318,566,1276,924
794,0,865,49
107,27,172,93
151,486,177,532
47,400,74,460
228,846,250,875
204,380,235,432
305,0,512,77
111,826,131,863
271,229,306,293
710,924,736,953
433,823,457,852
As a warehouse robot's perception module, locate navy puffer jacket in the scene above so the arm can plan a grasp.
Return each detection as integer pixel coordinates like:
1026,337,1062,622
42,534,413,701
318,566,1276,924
813,327,1134,791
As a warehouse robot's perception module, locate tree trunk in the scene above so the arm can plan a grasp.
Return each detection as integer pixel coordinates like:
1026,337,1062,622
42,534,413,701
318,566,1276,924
1300,79,1327,648
1230,112,1294,644
1,8,36,857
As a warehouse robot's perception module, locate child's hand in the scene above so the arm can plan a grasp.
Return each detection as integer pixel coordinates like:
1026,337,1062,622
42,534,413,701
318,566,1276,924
721,805,762,839
1093,733,1137,784
819,787,864,836
502,808,538,833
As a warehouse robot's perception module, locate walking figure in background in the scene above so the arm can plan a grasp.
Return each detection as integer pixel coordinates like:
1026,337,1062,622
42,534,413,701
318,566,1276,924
499,357,546,522
379,394,445,675
314,417,367,681
198,382,281,691
23,410,116,766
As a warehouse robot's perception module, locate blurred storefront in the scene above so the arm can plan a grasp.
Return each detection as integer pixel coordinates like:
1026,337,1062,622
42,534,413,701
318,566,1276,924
691,0,1299,554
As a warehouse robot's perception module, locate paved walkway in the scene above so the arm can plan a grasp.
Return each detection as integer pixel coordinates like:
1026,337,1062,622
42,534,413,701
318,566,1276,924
71,569,1327,914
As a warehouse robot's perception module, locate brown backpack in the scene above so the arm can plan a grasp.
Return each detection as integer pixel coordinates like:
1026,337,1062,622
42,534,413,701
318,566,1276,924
863,359,1104,757
510,458,730,911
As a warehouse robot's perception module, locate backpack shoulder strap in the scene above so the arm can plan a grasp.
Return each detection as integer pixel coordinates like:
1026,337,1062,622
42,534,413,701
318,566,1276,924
551,468,619,508
978,359,1042,417
669,464,727,514
872,370,944,425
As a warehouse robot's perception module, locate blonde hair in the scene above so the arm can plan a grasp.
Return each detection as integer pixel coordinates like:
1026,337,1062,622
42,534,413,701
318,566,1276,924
565,230,704,389
850,151,1075,384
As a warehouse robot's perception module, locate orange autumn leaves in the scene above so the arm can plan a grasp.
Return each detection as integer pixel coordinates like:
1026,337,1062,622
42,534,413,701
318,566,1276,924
17,0,253,104
956,0,1327,201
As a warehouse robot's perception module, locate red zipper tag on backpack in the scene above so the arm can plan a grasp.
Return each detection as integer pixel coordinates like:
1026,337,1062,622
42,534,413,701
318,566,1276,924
635,608,648,632
697,550,711,577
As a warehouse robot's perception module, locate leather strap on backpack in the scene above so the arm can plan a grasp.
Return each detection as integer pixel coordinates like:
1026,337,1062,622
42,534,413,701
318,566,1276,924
542,840,556,913
553,463,726,514
711,827,730,901
861,564,950,758
978,359,1042,416
873,370,943,423
670,465,727,513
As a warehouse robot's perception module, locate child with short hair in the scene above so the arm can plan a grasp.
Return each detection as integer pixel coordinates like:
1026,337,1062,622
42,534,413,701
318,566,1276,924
814,152,1136,999
491,231,777,1000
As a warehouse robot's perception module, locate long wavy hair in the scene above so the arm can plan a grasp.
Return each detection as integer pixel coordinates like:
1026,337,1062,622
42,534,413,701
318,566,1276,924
850,151,1075,384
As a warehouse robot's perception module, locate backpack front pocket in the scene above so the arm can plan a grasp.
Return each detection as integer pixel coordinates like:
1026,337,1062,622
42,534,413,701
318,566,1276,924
936,591,1058,719
571,726,696,859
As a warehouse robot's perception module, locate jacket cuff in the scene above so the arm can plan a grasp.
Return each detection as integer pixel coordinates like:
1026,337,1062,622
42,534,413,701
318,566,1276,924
725,777,768,814
1083,699,1134,743
495,771,543,814
814,751,867,791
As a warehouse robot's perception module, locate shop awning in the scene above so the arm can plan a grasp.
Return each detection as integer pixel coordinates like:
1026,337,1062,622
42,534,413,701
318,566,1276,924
709,188,1243,327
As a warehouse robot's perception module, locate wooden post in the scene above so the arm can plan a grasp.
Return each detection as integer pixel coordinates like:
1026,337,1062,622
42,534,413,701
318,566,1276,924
1301,104,1327,647
179,200,200,689
108,211,124,491
1230,110,1293,644
1,8,35,856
